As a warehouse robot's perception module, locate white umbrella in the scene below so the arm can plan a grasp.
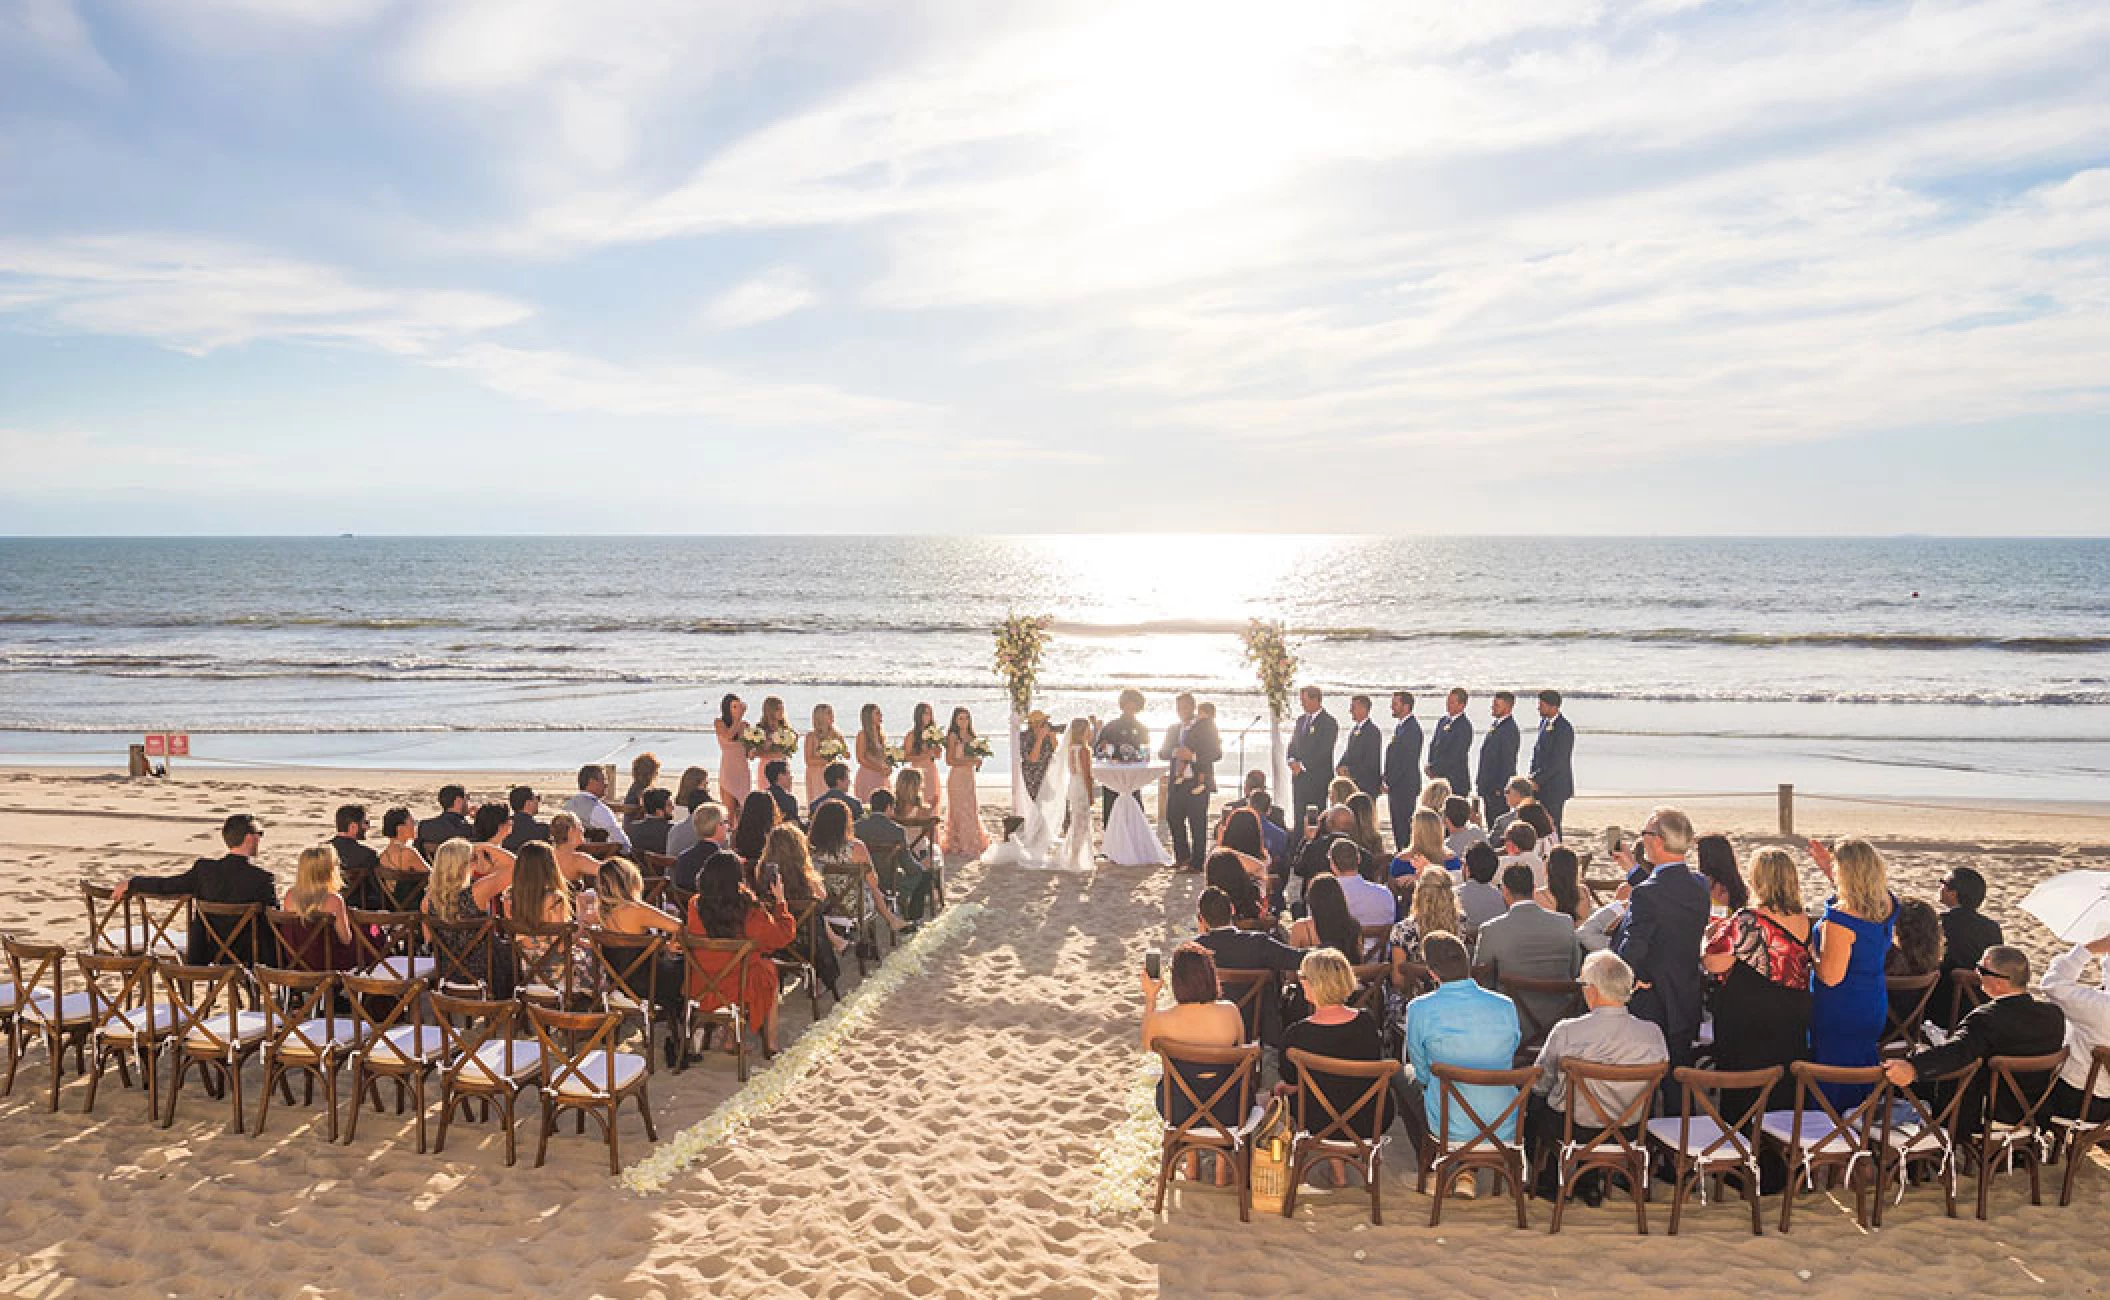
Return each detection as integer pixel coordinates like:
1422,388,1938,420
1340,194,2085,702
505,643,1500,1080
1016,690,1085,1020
2017,871,2110,943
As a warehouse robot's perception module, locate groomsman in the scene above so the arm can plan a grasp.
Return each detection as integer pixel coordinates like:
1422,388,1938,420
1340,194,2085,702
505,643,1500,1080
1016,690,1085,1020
1336,694,1382,797
1161,693,1222,872
1285,685,1338,827
1530,689,1576,831
1475,690,1521,830
1425,687,1473,800
1383,691,1423,852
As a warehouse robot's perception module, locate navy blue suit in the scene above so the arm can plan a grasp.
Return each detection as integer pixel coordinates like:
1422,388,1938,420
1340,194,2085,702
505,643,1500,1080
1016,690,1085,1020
1613,859,1711,1086
1382,716,1423,851
1287,708,1338,825
1337,717,1382,797
1424,711,1473,800
1475,714,1520,828
1529,712,1576,829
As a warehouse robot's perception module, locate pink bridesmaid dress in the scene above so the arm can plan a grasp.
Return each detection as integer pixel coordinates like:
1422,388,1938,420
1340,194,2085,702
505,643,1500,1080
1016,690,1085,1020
805,758,830,805
908,733,942,818
942,745,988,858
717,723,752,806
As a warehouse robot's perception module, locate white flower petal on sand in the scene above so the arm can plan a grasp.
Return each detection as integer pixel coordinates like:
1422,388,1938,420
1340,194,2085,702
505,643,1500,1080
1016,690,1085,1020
1085,1058,1165,1216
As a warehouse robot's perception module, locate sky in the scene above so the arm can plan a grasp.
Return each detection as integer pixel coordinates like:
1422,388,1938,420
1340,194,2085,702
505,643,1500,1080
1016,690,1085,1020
1,0,2106,536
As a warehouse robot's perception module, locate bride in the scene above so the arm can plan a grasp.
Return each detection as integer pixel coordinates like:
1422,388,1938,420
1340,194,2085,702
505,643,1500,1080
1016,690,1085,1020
981,714,1094,871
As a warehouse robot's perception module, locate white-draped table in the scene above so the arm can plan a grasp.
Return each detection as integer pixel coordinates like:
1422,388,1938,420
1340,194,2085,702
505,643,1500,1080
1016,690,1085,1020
1095,761,1171,867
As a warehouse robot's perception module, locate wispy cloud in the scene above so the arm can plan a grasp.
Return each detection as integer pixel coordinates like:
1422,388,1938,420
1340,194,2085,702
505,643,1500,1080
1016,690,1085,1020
700,266,818,329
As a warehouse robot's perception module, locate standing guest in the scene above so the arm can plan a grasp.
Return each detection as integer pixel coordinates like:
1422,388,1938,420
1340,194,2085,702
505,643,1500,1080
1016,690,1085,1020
502,785,549,853
684,850,798,1057
1808,838,1899,1104
378,807,429,874
1424,688,1473,806
1285,685,1339,827
565,764,631,851
1537,846,1599,926
904,701,946,820
1611,807,1710,1092
278,842,356,971
1529,690,1576,832
1887,897,1943,1025
1018,710,1058,802
1695,833,1747,915
1497,822,1546,890
548,813,603,886
1491,777,1538,839
417,785,475,858
1701,846,1813,1113
1093,689,1151,826
1443,797,1487,862
469,802,516,878
113,813,278,965
1882,946,2065,1137
942,707,991,859
1401,932,1522,1155
2042,932,2110,1123
1325,838,1397,934
806,703,846,805
1475,691,1521,831
1383,691,1424,853
1289,874,1364,965
1457,842,1508,938
1161,693,1222,874
753,696,797,786
731,791,781,874
1935,866,2004,1029
425,838,509,921
715,694,754,806
673,766,713,814
329,805,379,882
622,752,661,810
1474,863,1584,1046
1336,694,1382,797
624,789,676,859
670,804,727,893
854,703,892,802
1526,951,1668,1200
761,760,802,830
811,763,864,822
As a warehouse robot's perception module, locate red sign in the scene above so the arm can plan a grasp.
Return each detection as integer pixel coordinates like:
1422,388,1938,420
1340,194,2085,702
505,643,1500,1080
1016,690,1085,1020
167,734,190,757
143,734,166,757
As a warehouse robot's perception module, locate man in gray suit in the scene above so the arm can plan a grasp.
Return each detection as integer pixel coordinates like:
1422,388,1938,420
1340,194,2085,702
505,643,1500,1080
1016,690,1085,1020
1473,862,1584,1051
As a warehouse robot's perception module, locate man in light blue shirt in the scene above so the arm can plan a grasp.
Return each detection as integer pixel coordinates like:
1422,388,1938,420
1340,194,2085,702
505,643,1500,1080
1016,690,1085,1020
1403,931,1524,1155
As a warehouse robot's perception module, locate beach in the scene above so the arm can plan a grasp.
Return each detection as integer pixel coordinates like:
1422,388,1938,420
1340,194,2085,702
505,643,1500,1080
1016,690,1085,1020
5,765,2110,1298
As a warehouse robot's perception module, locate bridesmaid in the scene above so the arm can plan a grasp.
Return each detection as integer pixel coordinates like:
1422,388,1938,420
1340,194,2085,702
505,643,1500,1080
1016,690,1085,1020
715,693,753,806
755,696,796,788
904,701,944,819
942,707,990,859
806,703,846,805
854,703,892,801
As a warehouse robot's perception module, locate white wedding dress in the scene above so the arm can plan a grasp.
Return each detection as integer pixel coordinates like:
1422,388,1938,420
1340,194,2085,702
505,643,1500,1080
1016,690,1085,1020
979,733,1093,872
1052,746,1096,872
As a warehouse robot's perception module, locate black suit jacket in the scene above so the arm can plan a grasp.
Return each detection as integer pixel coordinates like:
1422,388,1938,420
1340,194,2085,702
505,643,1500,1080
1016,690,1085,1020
1940,908,2005,974
1613,860,1711,1041
1476,715,1520,803
128,852,279,965
1909,993,2067,1124
417,810,475,853
502,812,550,853
1530,714,1576,803
1338,718,1382,795
1425,712,1473,793
1383,716,1422,794
1161,716,1223,793
1288,710,1338,786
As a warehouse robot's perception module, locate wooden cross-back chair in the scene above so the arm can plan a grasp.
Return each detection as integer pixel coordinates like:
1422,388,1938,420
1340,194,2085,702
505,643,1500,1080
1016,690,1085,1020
1348,962,1391,1019
430,991,539,1166
1280,1048,1400,1224
528,1003,657,1175
1497,974,1586,1062
2056,1047,2110,1207
1357,924,1392,965
425,915,502,997
5,935,95,1110
264,909,342,975
1761,1062,1893,1232
348,909,430,983
771,897,829,1020
193,901,267,990
373,867,427,914
1878,1057,1980,1219
82,883,183,961
1971,1049,2069,1220
1947,970,1989,1028
253,967,361,1141
587,929,671,1071
1883,971,1943,1050
338,971,441,1152
1547,1058,1667,1235
76,950,172,1121
1423,1062,1540,1229
1151,1040,1264,1222
1645,1065,1781,1235
159,962,269,1133
509,919,581,1009
677,935,754,1080
1212,969,1275,1047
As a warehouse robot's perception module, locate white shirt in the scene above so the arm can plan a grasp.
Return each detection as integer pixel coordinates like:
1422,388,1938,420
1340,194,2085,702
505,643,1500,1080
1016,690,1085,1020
1500,848,1547,891
2042,943,2110,1096
564,791,631,851
1336,872,1397,934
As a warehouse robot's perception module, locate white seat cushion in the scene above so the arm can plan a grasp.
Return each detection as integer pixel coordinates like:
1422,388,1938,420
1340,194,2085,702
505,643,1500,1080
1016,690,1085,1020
25,991,96,1028
101,1003,180,1041
364,955,437,981
0,981,17,1013
1985,1120,2041,1146
274,1018,365,1057
185,1010,270,1047
457,1038,540,1086
108,923,183,958
369,1024,445,1065
1761,1110,1862,1155
1646,1116,1744,1159
549,1050,646,1099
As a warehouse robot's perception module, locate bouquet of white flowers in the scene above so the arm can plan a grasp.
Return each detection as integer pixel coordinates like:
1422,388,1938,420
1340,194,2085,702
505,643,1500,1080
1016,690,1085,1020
883,744,906,765
766,725,799,756
814,735,849,763
917,724,945,752
965,736,993,761
739,724,765,751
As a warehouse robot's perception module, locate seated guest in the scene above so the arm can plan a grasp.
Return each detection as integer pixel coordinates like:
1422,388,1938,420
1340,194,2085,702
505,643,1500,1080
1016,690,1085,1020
1386,869,1462,1042
1417,778,1453,815
890,770,943,922
114,813,278,965
596,854,690,1058
765,823,841,992
1537,845,1599,926
1882,945,2066,1137
1473,863,1584,1046
2042,932,2110,1124
378,807,429,873
1701,846,1813,1114
1497,822,1546,890
1245,791,1289,882
811,762,864,821
328,804,379,881
502,784,549,853
1935,866,2003,1029
564,764,631,852
624,788,676,859
1218,769,1288,834
1327,776,1359,812
1515,803,1559,850
1289,874,1364,965
511,841,593,933
1695,833,1747,914
1443,796,1488,861
762,759,803,829
547,812,603,886
1216,807,1276,898
853,790,909,894
667,798,717,861
279,842,356,970
808,800,904,938
1141,942,1250,1187
417,785,475,857
1491,776,1538,839
1278,948,1391,1157
1345,792,1386,866
1393,808,1453,880
1886,897,1943,1025
1527,951,1668,1200
1401,931,1522,1157
424,837,509,921
1456,842,1507,937
670,804,727,893
1324,837,1396,933
1205,849,1270,928
674,765,714,813
684,850,799,1056
1194,885,1302,1047
1293,805,1363,901
732,791,781,870
469,801,516,878
623,752,662,810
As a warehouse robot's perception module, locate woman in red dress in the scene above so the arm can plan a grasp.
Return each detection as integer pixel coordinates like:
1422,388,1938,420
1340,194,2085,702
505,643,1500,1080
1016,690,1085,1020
685,849,798,1056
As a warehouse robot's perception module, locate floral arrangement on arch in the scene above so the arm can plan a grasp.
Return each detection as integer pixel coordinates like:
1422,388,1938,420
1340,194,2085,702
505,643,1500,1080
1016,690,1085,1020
993,613,1055,716
1241,618,1299,721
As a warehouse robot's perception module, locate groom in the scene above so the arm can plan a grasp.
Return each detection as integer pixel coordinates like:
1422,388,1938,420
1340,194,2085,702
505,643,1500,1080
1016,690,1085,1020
1097,688,1150,827
1160,693,1221,872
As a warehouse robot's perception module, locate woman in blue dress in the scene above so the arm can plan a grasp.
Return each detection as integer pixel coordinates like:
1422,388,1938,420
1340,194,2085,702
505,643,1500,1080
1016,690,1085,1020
1807,838,1897,1106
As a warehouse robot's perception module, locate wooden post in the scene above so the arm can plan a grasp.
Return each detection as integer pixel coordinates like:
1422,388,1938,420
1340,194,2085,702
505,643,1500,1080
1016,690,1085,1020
1777,783,1794,837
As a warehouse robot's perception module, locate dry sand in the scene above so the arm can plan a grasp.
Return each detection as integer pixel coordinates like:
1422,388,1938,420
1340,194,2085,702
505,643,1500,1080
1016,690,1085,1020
4,766,2110,1298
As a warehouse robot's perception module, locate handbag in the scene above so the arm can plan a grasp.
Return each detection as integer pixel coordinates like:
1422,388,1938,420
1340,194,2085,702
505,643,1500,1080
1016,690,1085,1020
1247,1096,1294,1216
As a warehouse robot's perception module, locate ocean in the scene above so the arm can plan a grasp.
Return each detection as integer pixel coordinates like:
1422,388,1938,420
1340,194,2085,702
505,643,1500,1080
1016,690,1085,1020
1,535,2104,801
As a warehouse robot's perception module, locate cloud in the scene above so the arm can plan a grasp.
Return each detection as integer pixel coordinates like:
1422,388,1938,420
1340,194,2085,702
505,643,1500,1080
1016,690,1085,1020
699,266,818,329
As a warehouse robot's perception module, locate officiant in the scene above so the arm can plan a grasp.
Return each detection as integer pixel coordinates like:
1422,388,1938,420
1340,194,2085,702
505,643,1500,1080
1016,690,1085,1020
1096,688,1150,826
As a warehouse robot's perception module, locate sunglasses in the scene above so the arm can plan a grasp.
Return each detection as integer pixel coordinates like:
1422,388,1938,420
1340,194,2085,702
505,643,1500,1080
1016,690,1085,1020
1974,964,2003,980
